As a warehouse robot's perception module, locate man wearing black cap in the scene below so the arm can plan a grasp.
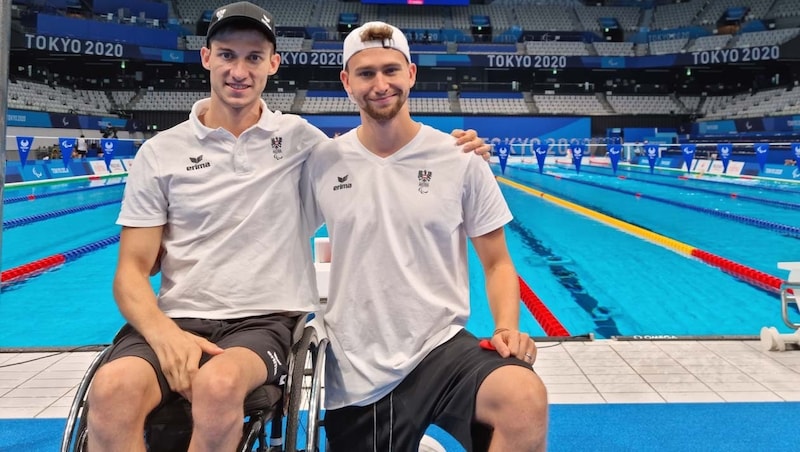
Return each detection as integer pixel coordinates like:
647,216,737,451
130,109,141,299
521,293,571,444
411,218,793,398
86,2,319,450
86,2,489,450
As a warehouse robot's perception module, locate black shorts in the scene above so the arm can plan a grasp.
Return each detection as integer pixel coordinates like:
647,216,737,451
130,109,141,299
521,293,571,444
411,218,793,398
325,329,535,452
101,314,297,406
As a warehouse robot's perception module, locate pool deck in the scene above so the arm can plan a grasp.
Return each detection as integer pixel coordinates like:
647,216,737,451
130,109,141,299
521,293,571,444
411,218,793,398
1,338,799,419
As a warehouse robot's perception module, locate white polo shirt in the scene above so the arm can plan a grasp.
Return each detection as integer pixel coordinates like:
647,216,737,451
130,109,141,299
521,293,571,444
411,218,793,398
118,99,329,318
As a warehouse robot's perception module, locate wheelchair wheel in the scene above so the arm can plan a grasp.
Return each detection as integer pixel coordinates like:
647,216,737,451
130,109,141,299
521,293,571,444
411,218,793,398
73,415,88,451
61,350,107,452
284,326,327,452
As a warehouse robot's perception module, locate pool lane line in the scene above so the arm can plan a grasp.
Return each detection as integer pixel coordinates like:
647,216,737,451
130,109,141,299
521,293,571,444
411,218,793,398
4,182,125,205
513,166,800,238
557,165,800,211
497,176,784,295
518,275,571,337
1,235,121,287
4,172,128,189
583,160,800,190
3,199,123,229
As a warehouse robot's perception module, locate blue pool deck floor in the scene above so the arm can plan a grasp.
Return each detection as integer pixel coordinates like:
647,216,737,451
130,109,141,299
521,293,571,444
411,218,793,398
0,339,799,419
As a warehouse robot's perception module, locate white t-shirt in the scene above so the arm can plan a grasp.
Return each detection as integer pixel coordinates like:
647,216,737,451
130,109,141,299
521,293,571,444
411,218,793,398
303,124,513,409
118,98,329,318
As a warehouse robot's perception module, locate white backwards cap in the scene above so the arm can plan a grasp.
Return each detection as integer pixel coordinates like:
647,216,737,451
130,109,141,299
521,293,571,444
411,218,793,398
342,21,411,69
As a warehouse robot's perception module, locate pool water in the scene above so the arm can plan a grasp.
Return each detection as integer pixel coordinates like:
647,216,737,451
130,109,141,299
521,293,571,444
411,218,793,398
1,166,798,347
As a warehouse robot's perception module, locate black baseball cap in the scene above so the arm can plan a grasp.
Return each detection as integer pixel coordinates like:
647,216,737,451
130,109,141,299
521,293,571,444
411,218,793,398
206,1,277,48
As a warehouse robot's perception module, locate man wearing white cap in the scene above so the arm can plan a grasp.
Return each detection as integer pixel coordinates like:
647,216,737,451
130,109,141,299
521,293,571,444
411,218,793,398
86,3,490,450
302,21,548,451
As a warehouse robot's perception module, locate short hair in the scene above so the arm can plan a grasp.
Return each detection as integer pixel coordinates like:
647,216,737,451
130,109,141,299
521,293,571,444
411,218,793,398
359,24,394,43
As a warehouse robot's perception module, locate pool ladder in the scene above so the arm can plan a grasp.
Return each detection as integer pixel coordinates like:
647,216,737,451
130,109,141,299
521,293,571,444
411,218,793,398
760,262,800,351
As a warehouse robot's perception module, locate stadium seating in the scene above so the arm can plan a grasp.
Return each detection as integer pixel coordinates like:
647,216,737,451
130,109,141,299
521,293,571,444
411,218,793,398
606,95,688,115
128,90,295,112
532,94,608,116
650,0,704,30
8,0,800,127
7,80,111,116
459,93,529,115
648,38,689,55
700,87,800,119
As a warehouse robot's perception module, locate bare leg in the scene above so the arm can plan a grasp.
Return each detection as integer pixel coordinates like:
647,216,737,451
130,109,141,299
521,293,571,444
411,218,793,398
87,356,161,452
187,347,268,452
475,366,548,452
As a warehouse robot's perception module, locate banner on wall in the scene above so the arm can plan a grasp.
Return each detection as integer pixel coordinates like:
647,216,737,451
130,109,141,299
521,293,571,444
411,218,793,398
46,161,77,178
644,144,659,173
754,143,769,173
534,143,547,174
792,143,800,173
717,143,733,173
101,138,117,171
58,137,77,168
680,143,696,173
16,136,34,168
571,144,585,174
495,141,510,174
607,144,622,174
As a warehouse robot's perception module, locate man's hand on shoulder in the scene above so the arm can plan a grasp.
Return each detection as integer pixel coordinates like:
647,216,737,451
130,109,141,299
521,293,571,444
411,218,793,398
451,129,491,161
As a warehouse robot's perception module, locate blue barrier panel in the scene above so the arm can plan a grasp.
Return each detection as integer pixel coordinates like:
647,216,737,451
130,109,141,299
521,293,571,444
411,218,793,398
6,109,53,127
36,14,178,48
44,161,76,179
5,162,23,183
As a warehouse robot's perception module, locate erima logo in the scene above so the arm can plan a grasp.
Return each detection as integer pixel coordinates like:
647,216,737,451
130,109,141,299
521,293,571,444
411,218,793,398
216,8,226,20
186,155,211,171
261,14,271,29
266,350,281,382
333,174,352,191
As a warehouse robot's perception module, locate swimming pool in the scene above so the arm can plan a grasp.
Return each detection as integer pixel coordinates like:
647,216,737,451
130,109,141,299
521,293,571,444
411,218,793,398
2,165,798,347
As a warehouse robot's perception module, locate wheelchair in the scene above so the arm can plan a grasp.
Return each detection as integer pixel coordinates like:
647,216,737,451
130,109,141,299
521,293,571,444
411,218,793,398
60,315,328,452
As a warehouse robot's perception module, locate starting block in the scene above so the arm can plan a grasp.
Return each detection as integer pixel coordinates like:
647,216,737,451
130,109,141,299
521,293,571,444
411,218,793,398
760,262,800,351
760,327,800,351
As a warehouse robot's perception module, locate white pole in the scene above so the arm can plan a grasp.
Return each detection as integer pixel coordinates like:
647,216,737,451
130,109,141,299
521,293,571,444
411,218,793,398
1,0,13,273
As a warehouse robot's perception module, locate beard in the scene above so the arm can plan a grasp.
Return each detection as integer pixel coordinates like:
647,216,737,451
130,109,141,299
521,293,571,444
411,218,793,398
361,92,406,122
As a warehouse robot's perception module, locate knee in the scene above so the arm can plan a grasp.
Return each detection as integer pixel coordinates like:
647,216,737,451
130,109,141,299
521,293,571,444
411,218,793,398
88,362,156,425
492,372,548,451
191,368,245,413
516,373,548,419
500,371,547,416
479,367,549,429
